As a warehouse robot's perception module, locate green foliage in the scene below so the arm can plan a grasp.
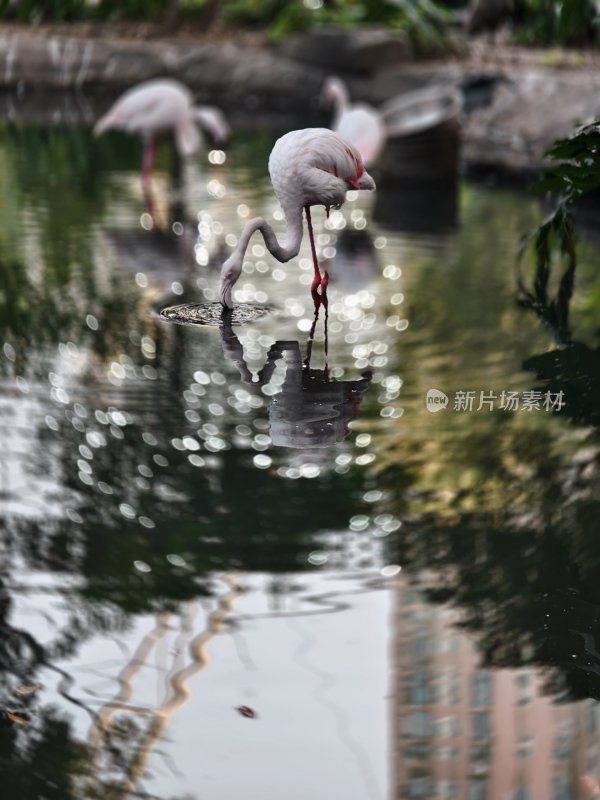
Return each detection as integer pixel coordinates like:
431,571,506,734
3,0,86,22
222,0,451,49
532,125,600,199
92,0,167,20
0,0,452,53
515,0,600,46
520,123,600,338
0,712,83,799
0,0,167,22
517,200,576,343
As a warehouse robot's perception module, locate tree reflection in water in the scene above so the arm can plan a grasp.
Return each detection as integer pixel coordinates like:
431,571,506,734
0,127,376,793
377,213,600,706
2,123,600,797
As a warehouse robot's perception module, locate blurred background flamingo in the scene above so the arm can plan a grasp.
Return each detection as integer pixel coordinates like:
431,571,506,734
219,127,375,310
321,76,386,168
94,78,230,190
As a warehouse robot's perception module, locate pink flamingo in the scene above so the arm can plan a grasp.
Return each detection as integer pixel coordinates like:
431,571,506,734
321,76,386,168
218,128,375,310
94,79,229,189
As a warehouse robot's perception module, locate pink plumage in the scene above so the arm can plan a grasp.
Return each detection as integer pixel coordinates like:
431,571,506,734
322,77,386,168
219,128,375,310
94,79,229,187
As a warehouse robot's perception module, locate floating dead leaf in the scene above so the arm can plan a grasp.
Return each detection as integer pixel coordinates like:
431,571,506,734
15,683,41,697
4,709,29,725
235,705,257,719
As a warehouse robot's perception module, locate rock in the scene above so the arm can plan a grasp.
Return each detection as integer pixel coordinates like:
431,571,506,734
463,67,600,175
176,43,325,111
0,34,165,89
279,26,411,75
0,32,328,114
365,59,600,178
366,63,463,106
3,28,600,179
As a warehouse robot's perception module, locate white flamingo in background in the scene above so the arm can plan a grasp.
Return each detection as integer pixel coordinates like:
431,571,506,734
321,76,386,168
218,128,375,310
94,79,229,188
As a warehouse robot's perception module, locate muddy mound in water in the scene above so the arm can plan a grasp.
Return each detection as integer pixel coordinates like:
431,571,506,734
160,302,270,327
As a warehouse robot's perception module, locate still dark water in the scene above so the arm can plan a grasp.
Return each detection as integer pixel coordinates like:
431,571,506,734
1,123,600,800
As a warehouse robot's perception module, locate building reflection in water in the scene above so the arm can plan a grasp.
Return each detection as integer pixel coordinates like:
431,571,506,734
394,577,600,800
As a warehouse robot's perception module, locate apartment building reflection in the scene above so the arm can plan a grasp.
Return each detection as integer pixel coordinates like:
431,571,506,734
394,579,600,799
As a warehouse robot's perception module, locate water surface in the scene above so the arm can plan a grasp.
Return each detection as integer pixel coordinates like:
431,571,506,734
1,123,600,800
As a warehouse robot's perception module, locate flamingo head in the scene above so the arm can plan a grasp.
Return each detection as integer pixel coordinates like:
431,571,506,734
305,165,375,211
193,107,230,148
219,254,243,310
347,171,375,192
328,164,376,205
315,135,376,202
321,77,349,112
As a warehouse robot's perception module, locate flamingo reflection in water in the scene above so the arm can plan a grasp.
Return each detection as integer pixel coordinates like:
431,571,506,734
219,314,372,449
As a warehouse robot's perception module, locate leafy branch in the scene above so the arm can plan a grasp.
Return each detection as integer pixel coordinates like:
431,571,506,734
221,0,452,49
532,124,600,199
517,123,600,341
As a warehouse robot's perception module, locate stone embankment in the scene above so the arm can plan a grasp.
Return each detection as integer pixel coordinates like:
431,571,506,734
2,25,600,176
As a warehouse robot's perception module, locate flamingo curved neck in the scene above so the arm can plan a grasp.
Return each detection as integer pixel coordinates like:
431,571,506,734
330,82,350,117
234,204,304,265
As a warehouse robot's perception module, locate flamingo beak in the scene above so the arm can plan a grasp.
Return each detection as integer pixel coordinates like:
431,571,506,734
358,172,376,191
347,178,360,190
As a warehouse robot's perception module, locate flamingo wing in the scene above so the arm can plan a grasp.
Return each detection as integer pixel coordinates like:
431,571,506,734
94,80,191,139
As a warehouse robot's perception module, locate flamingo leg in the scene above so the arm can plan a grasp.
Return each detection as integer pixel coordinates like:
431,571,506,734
303,205,330,367
305,205,322,308
303,282,329,369
323,293,329,360
142,184,157,224
142,138,155,191
303,301,320,369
